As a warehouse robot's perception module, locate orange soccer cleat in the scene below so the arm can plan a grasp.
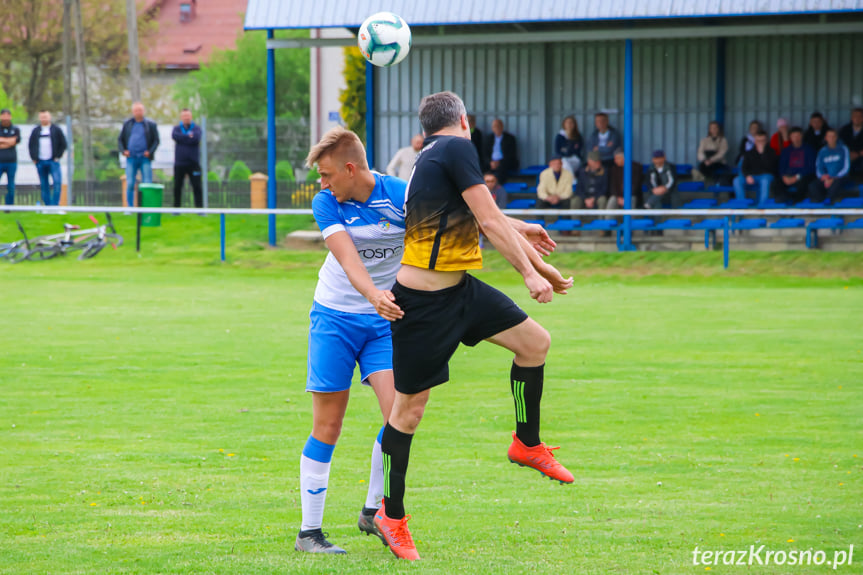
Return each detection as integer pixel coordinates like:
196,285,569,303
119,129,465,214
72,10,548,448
507,431,574,484
374,503,420,561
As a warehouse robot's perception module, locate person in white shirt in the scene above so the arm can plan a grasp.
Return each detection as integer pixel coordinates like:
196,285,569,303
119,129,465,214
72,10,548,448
386,134,423,181
27,110,67,206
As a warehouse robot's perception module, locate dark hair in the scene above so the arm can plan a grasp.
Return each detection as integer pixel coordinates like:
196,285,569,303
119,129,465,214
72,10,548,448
708,120,724,136
825,127,838,136
483,171,499,183
39,109,50,114
754,130,768,138
595,112,608,119
418,91,466,135
810,111,824,120
853,108,863,115
181,108,191,113
789,127,803,135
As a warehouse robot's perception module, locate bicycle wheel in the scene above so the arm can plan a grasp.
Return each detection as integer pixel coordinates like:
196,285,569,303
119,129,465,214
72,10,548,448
78,239,106,260
3,243,30,264
105,233,124,248
26,244,63,261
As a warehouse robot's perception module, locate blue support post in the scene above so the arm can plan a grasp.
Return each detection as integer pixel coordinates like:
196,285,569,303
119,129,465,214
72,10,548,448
266,29,277,247
220,213,226,262
723,216,730,269
365,61,375,169
620,38,636,251
715,38,726,128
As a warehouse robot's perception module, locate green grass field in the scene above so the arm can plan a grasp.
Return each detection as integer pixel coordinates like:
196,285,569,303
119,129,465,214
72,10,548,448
1,213,862,574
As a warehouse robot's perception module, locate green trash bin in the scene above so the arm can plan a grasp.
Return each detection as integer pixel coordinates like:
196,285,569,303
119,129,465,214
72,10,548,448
138,183,164,227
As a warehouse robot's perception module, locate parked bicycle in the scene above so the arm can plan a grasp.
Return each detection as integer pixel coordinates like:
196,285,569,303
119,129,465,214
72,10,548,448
25,214,124,261
0,221,32,264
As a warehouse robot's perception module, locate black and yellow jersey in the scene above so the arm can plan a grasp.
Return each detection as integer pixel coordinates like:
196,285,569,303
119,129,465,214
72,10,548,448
401,135,486,271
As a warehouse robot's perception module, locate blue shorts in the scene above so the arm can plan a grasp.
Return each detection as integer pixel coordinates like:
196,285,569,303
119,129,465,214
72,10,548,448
306,301,393,393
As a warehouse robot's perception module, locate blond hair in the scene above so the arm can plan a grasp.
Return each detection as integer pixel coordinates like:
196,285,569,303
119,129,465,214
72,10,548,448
305,126,367,169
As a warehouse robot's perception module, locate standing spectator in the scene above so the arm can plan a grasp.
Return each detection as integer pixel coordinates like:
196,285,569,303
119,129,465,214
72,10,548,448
809,129,850,203
737,120,763,164
574,151,609,210
645,150,680,209
696,121,729,183
484,172,507,210
0,108,21,206
734,131,777,204
774,127,816,204
586,112,622,170
28,110,67,206
536,156,574,223
171,108,203,209
468,114,483,160
838,108,863,175
118,102,159,208
770,118,791,156
553,115,584,174
386,134,423,181
609,147,643,209
482,118,518,183
803,112,830,151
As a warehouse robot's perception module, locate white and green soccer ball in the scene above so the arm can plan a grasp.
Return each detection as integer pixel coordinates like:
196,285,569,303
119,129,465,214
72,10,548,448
357,12,412,68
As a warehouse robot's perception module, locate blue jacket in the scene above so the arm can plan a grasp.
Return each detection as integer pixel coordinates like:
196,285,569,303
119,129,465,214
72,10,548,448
815,143,850,178
172,122,202,166
586,126,622,163
779,144,815,177
553,131,583,161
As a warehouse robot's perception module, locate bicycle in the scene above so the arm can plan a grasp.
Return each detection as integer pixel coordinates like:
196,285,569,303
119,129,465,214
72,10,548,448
0,221,35,264
25,214,124,261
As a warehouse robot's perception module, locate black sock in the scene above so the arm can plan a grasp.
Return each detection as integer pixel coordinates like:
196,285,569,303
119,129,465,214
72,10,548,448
511,362,544,447
381,422,413,520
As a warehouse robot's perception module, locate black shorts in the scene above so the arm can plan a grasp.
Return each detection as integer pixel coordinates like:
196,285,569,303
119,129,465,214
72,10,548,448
390,274,529,394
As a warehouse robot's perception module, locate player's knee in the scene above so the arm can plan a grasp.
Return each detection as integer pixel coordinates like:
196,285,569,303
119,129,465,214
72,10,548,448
312,420,343,444
521,326,550,363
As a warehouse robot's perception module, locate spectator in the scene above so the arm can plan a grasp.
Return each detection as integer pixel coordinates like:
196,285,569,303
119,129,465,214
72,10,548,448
171,108,203,209
484,172,507,210
645,149,680,209
553,115,584,174
734,130,777,204
482,118,518,183
118,102,159,209
610,147,643,209
0,108,21,206
468,114,483,160
809,128,850,203
386,133,423,181
838,107,863,174
574,151,609,210
774,127,816,204
586,112,622,170
28,110,67,206
770,118,791,156
803,112,830,151
696,121,729,183
737,120,763,163
536,155,574,223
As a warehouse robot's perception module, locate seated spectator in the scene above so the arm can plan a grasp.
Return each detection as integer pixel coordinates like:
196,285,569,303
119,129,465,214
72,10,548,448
645,149,680,209
804,112,830,151
696,121,728,183
770,118,791,156
574,151,609,210
536,156,574,222
809,128,850,203
484,172,507,210
774,127,816,204
386,133,423,181
838,107,863,175
586,112,622,170
482,118,518,183
468,114,483,160
737,120,764,164
610,147,643,209
734,130,777,204
553,115,583,174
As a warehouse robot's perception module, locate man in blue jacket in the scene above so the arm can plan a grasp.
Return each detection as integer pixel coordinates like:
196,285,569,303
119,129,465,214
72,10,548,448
809,129,850,203
172,108,203,208
774,127,816,204
586,112,622,170
118,102,159,208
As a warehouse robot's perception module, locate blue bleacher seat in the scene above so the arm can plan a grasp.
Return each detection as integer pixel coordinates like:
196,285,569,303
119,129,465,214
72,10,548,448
503,182,527,192
506,199,536,209
581,220,619,231
655,218,693,230
691,218,726,249
642,164,651,173
546,219,582,231
675,164,693,176
794,199,830,209
629,218,654,230
518,165,546,177
845,218,863,229
526,186,538,195
731,218,767,230
707,185,735,196
678,181,705,193
834,197,863,209
757,198,788,209
806,217,845,248
682,198,717,209
770,218,805,229
718,198,755,209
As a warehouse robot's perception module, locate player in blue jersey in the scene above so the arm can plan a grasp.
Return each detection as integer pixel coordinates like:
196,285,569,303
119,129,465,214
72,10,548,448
294,126,407,554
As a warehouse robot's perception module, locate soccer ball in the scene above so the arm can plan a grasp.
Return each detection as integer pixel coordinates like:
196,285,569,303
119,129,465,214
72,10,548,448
357,12,412,68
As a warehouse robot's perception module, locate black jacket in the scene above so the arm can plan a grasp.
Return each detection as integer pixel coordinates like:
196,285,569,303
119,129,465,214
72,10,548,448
482,131,518,174
741,146,777,176
172,123,202,166
28,124,67,162
471,127,483,160
803,125,829,151
118,117,160,157
839,123,863,154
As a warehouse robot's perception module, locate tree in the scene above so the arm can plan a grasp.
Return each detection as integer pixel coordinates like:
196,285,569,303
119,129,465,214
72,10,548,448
0,82,27,119
339,47,366,143
173,30,310,119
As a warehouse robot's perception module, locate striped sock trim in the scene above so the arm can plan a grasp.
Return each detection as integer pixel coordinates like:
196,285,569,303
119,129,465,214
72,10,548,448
513,379,527,423
382,452,391,498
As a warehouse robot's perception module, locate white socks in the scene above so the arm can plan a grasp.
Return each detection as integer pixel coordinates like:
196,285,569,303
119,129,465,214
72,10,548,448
299,436,334,531
364,427,385,509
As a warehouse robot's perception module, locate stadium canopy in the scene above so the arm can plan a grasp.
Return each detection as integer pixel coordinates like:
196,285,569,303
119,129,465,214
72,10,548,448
245,0,863,249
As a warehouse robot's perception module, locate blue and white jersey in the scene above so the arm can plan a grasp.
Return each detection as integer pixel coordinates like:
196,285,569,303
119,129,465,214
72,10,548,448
312,172,407,314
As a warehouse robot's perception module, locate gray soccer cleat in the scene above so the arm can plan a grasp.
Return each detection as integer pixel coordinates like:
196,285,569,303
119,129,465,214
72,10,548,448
294,529,347,554
358,507,387,545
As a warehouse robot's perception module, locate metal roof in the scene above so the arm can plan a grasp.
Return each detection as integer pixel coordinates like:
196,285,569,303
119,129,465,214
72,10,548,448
245,0,863,30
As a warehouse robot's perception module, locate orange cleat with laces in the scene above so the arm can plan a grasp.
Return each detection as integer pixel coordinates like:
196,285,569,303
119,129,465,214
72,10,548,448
507,431,574,484
374,502,420,560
